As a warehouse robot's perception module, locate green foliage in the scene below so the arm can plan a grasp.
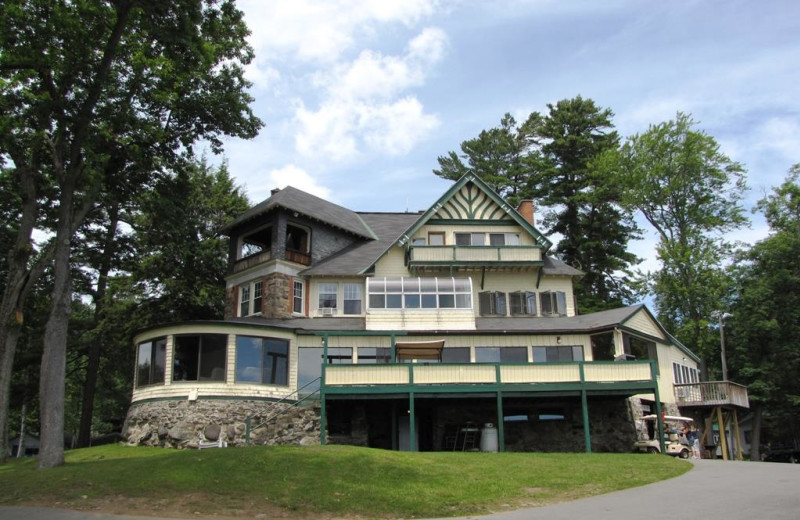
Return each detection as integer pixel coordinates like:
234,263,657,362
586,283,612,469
0,445,691,517
607,112,748,361
727,166,800,443
131,158,249,323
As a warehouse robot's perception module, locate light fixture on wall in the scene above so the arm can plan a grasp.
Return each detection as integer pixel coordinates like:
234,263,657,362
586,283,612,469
556,336,562,344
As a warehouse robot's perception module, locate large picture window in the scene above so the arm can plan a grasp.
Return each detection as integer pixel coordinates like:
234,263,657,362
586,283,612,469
475,346,527,363
136,337,167,388
368,277,472,310
533,345,584,362
235,336,289,385
357,347,391,364
173,334,227,382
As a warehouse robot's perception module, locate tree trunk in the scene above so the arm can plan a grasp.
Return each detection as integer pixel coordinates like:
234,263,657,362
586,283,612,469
38,179,76,469
0,167,40,463
16,401,27,458
77,206,119,448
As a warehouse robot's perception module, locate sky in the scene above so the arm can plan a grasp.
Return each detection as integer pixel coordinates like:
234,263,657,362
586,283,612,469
216,0,800,275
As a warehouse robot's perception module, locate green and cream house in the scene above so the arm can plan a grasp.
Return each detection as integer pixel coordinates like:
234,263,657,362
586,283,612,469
125,173,740,452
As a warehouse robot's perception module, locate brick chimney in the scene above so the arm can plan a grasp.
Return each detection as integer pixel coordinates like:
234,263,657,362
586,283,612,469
270,187,281,196
516,200,535,226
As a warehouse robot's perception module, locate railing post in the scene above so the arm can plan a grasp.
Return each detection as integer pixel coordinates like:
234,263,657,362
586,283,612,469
320,334,328,446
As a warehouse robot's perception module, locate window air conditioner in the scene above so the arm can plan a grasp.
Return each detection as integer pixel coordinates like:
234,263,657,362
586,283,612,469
319,308,337,316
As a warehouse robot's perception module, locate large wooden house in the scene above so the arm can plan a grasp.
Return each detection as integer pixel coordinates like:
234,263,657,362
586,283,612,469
124,173,747,453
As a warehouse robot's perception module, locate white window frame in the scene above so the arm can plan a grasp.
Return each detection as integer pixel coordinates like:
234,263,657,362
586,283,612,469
318,282,338,315
239,280,263,317
292,280,305,315
455,232,485,246
343,283,363,315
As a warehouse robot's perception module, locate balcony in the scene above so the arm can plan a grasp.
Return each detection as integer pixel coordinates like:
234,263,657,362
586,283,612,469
323,361,656,394
408,245,543,270
233,251,272,273
232,249,311,273
674,381,750,409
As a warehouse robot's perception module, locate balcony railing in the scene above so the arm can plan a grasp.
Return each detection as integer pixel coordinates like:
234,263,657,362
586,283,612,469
323,361,654,388
285,249,311,266
232,251,272,273
409,245,542,266
674,381,750,408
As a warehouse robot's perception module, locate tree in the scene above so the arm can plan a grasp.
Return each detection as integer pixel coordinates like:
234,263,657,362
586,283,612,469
433,98,641,312
608,112,748,371
726,166,800,460
523,97,639,312
434,113,531,205
0,0,262,467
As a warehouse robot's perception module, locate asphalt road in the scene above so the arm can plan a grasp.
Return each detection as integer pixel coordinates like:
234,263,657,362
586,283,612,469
0,459,798,520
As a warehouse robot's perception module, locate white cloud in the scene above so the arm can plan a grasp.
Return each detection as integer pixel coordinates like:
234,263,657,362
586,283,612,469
268,165,332,200
239,0,440,68
294,27,447,160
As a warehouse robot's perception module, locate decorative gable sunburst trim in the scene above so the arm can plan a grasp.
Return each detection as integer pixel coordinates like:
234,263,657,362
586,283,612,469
395,173,552,250
432,183,509,221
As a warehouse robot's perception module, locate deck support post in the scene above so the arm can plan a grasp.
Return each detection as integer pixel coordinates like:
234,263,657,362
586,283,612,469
409,392,417,452
319,334,328,446
716,407,729,460
651,361,666,454
496,390,505,452
579,363,591,453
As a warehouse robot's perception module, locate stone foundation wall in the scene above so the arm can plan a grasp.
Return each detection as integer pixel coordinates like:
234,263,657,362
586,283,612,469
123,399,322,449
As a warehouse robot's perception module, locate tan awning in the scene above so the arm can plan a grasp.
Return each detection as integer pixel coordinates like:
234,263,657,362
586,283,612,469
395,340,445,361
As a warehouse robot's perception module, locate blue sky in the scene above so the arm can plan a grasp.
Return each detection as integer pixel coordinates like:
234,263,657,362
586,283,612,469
219,0,800,274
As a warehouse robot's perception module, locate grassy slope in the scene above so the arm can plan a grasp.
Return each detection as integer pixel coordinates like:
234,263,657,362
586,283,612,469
0,445,691,518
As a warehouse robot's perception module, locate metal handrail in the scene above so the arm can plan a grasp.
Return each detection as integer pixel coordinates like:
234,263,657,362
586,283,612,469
244,377,321,445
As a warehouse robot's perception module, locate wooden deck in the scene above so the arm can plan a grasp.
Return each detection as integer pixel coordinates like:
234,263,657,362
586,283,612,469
673,381,750,408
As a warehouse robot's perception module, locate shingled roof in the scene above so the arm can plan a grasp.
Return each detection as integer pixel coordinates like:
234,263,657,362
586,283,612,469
220,186,376,239
301,212,420,276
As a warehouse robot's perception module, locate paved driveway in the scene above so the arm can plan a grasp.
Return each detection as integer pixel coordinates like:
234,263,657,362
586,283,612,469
1,459,798,520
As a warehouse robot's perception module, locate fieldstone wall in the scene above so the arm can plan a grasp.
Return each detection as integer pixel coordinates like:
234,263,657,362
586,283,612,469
263,272,292,318
123,399,322,449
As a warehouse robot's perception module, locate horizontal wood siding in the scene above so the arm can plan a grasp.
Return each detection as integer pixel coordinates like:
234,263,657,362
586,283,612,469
414,364,496,384
625,310,666,340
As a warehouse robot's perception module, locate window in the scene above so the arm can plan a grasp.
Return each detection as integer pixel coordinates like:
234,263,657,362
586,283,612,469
235,336,289,385
238,280,263,316
509,291,537,316
411,237,426,245
285,223,309,252
357,347,391,364
533,345,584,362
591,332,616,361
540,291,567,316
136,337,166,388
239,284,250,317
455,232,485,246
173,334,227,382
672,362,699,384
295,347,352,395
489,233,520,246
428,232,445,245
318,283,337,313
475,346,527,362
441,347,470,363
343,283,363,315
293,280,304,314
479,291,507,316
368,277,472,310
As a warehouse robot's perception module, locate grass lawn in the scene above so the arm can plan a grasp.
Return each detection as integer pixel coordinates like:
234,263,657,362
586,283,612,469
0,444,691,518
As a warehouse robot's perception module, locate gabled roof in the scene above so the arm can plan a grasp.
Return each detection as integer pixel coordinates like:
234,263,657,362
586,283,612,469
301,213,419,276
220,186,376,240
395,173,553,250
